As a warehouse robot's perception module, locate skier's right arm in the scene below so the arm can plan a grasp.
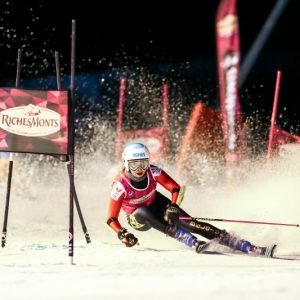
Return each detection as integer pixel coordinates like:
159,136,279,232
107,196,123,233
107,182,138,247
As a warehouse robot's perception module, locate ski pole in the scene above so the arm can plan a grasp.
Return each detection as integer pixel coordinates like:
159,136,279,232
179,216,300,227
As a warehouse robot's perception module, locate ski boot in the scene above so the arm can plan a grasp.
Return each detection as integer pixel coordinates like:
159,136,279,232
167,225,208,253
173,227,197,247
249,244,277,257
218,231,252,253
194,240,209,253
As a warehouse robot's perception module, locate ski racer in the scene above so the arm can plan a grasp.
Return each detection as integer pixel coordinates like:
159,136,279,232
106,142,275,257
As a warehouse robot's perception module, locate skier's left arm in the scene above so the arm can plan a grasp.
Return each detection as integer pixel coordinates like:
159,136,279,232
154,168,182,223
154,168,181,204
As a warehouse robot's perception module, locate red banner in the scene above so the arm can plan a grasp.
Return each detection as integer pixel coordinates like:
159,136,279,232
273,128,300,149
216,0,244,165
115,78,169,162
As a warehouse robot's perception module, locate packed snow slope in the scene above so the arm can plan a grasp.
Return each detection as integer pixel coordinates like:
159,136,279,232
0,149,300,300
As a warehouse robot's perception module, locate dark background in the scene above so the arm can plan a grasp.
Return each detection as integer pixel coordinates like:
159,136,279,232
0,1,299,141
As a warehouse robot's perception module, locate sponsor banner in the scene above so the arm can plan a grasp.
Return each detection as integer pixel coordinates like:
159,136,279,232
122,127,168,162
216,0,244,164
274,128,300,148
115,78,169,163
0,88,70,155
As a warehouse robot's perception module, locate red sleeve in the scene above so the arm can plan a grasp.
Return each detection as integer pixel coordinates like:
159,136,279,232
107,181,125,234
107,197,123,233
155,169,181,204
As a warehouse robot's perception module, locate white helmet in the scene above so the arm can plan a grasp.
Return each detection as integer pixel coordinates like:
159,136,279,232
122,142,150,172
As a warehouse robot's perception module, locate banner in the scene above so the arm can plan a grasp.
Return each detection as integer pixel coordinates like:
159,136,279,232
273,128,300,149
0,88,70,155
177,102,224,173
115,78,169,162
216,0,244,165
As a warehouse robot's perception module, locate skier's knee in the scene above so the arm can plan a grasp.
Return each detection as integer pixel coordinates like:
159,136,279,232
126,213,151,231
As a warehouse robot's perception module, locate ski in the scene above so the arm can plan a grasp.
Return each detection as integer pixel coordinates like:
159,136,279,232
200,249,298,260
272,256,298,261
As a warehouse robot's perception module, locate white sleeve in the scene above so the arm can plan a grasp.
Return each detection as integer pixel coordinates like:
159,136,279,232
150,165,162,177
110,181,126,201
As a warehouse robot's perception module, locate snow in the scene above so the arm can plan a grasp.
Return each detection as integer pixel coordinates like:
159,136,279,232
1,151,300,300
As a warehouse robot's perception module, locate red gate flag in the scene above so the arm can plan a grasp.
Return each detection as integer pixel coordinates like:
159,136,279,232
115,78,169,162
216,0,244,165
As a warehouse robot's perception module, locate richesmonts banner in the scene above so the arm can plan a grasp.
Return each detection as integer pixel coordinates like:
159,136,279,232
0,88,70,155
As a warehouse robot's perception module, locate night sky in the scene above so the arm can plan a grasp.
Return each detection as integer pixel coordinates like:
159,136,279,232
0,1,299,130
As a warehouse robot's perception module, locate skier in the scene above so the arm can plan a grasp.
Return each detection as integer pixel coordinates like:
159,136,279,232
106,142,276,257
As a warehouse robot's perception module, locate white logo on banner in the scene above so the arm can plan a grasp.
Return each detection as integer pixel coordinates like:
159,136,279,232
0,104,61,137
222,53,239,151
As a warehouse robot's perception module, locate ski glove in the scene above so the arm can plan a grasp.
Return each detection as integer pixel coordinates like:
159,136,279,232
165,203,180,224
118,228,138,247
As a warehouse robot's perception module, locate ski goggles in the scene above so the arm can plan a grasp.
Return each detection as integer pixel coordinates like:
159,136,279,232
128,159,149,171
